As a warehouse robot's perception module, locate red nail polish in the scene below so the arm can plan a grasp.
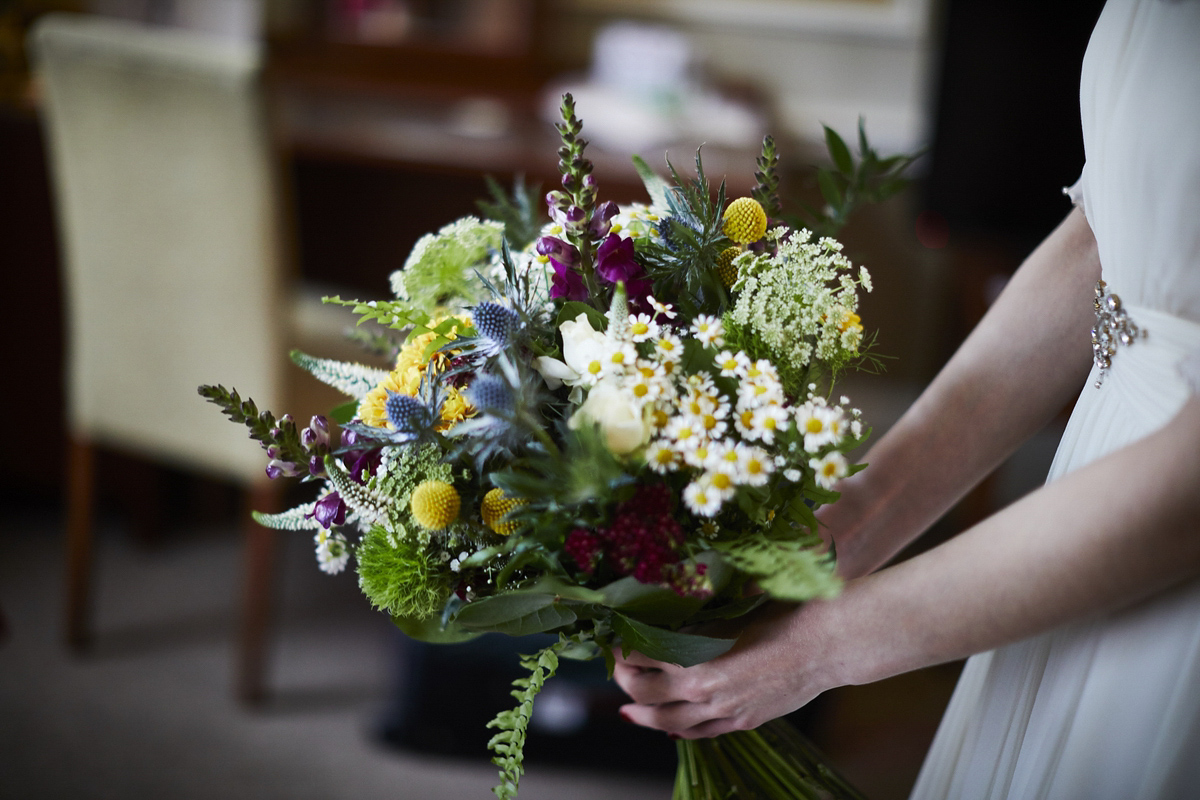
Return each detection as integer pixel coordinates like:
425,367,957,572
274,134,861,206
668,733,681,740
619,709,632,723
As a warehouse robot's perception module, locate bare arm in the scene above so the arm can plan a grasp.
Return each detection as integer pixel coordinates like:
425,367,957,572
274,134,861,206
825,208,1100,578
615,394,1200,738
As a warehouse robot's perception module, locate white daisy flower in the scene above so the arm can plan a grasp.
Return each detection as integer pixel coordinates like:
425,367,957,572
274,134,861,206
683,437,715,468
714,350,743,377
705,466,738,501
691,314,725,348
810,451,849,489
314,530,350,575
737,444,774,486
683,475,724,517
797,404,843,451
645,440,680,473
665,415,703,453
647,294,677,320
850,419,864,437
783,468,803,483
654,332,684,363
600,340,638,378
750,404,790,444
628,313,660,343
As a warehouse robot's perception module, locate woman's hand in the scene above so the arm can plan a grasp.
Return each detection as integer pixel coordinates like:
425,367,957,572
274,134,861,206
612,600,841,739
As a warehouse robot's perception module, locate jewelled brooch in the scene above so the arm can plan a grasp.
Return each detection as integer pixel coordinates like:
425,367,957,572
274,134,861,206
1092,280,1145,387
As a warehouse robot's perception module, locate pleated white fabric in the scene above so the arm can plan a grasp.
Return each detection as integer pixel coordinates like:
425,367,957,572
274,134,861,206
910,1,1200,797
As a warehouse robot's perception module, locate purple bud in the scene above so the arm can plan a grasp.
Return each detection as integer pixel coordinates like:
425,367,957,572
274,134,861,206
308,492,347,529
536,236,578,267
266,444,282,460
309,455,325,477
266,459,299,480
584,174,597,188
270,427,283,439
566,206,586,224
280,414,294,425
301,428,317,447
561,173,576,191
340,427,360,449
589,200,619,237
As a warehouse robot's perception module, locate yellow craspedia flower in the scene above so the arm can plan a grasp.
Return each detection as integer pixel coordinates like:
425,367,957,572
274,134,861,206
722,197,767,245
715,245,741,288
411,480,460,531
481,488,526,535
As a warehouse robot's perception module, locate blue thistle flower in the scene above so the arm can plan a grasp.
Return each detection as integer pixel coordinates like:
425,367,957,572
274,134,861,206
385,391,433,433
472,302,519,347
467,374,515,416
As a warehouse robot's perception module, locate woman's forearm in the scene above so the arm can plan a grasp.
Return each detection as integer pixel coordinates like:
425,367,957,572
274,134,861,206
814,395,1200,691
826,208,1101,577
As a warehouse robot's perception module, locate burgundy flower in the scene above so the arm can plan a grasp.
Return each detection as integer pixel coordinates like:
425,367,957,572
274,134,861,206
588,201,619,238
594,234,641,285
549,258,587,301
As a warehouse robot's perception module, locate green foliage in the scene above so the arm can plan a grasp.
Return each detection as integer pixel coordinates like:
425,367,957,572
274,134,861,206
356,525,453,619
712,535,841,602
323,294,431,332
796,119,923,238
476,175,543,252
289,350,388,400
486,637,571,799
636,150,732,318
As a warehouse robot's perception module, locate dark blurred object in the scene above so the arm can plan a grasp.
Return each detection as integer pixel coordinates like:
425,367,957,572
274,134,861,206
378,633,677,778
924,0,1106,260
0,0,80,108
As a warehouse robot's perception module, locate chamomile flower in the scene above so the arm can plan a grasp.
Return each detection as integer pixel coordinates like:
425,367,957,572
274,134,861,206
684,437,715,468
600,340,638,378
625,362,666,405
696,404,730,440
714,350,746,377
691,315,725,348
654,332,684,364
314,530,350,575
748,404,790,445
647,294,677,320
683,475,723,517
736,443,774,486
628,313,660,343
810,451,849,489
645,440,680,473
705,438,739,471
797,403,843,451
705,466,738,501
665,415,703,453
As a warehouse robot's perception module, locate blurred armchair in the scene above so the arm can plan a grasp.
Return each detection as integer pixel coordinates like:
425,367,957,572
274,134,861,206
30,12,351,703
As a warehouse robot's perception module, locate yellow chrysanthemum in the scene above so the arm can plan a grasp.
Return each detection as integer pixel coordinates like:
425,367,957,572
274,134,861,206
722,197,767,245
357,315,475,429
411,480,460,530
481,488,526,535
715,245,741,288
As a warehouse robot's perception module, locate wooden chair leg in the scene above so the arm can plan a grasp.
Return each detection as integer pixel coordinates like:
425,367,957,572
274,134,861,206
65,437,96,651
237,481,283,706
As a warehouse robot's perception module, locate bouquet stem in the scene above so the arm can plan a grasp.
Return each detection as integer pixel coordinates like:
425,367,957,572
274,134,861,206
673,718,867,800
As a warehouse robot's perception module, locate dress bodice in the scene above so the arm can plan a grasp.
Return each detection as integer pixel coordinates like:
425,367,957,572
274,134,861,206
1074,0,1200,321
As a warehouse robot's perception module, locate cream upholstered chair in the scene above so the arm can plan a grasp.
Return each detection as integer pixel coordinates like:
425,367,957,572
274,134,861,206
31,13,350,703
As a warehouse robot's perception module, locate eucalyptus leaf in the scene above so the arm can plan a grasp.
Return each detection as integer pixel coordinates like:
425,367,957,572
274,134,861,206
612,612,736,668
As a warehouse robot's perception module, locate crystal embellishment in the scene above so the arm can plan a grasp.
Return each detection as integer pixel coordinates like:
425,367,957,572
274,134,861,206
1091,280,1145,387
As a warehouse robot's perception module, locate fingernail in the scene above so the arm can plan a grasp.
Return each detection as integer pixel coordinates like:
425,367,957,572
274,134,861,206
618,709,632,724
668,733,681,740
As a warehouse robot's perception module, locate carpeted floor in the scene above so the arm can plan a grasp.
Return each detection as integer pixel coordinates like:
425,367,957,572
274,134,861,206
0,508,674,800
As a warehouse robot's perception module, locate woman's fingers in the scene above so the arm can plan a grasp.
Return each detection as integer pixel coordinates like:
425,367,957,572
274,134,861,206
613,661,697,706
619,700,732,735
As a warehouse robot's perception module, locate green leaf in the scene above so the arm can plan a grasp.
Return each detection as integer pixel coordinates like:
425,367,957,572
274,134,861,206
632,154,674,209
817,168,843,210
454,592,580,636
611,613,736,668
598,577,706,624
392,613,483,644
328,400,358,425
824,124,854,175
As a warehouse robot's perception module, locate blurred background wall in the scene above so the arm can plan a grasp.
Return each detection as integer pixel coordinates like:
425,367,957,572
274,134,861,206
0,1,1105,797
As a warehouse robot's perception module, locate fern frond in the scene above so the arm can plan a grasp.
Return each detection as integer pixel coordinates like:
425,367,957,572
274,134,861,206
712,535,841,601
485,636,573,799
289,351,389,400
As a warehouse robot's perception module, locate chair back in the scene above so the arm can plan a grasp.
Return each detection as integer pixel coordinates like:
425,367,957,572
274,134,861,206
31,14,288,483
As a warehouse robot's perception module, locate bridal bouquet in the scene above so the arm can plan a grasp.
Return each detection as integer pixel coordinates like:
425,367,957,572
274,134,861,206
202,94,911,799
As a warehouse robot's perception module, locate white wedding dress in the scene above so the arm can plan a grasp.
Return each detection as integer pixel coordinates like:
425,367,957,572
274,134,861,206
910,1,1200,798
